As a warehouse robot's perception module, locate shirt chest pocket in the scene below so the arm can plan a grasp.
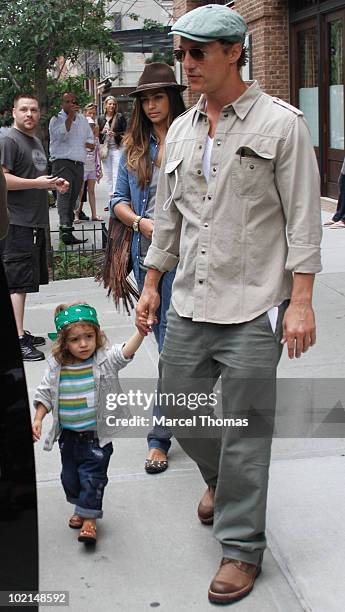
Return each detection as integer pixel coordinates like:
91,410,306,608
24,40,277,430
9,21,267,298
231,147,274,199
163,158,183,210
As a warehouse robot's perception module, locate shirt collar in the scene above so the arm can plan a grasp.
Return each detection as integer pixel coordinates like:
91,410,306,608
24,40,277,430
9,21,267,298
192,80,262,125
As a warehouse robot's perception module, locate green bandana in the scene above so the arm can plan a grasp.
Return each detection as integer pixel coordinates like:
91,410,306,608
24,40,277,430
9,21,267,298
48,304,99,341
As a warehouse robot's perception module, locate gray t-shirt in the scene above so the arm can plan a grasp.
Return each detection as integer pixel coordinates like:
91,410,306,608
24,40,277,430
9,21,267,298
0,127,48,227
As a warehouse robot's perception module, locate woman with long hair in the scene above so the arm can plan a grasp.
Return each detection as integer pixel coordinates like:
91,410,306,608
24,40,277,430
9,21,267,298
98,96,127,199
111,63,186,474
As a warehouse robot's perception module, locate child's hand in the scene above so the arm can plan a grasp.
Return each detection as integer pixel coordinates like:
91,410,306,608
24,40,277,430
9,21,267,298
32,419,42,442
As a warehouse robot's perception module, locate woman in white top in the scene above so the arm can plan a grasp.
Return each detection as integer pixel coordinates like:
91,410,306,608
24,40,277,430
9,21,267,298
97,96,127,200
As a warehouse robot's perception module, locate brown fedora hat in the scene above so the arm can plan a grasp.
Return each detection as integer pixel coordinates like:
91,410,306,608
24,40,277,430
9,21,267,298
129,62,187,96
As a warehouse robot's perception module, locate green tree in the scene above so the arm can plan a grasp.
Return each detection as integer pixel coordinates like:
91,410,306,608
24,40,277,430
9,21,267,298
0,0,122,145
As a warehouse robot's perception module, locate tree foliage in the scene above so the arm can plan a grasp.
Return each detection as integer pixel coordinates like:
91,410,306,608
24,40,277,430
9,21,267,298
0,0,122,140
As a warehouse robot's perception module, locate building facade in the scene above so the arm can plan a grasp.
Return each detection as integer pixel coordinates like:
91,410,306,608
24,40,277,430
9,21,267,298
97,0,173,118
174,0,345,198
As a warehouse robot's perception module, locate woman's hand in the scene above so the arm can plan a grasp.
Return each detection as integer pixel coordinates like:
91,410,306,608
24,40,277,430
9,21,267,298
32,418,42,442
139,218,154,240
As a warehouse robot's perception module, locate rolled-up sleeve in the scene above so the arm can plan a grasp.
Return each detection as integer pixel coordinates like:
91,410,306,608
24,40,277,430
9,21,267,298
275,115,322,273
144,149,182,272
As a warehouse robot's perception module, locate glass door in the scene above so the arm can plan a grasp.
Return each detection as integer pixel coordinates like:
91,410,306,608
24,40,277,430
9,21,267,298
324,12,345,198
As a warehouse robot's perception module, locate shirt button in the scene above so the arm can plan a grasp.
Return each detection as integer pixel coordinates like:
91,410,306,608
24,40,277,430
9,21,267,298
199,145,203,150
249,164,255,169
197,169,202,175
207,195,212,200
199,280,204,284
224,113,228,118
201,249,206,254
212,167,217,173
202,196,206,201
217,141,221,146
204,223,208,228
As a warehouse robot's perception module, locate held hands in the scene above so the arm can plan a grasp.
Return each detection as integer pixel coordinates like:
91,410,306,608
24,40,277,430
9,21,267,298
138,218,154,240
135,288,160,336
281,302,316,359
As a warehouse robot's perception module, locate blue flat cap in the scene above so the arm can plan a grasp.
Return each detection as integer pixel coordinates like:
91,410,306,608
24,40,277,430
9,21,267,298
170,4,247,44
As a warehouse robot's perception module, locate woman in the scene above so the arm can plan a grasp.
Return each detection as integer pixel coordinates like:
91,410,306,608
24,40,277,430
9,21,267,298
75,107,103,222
111,63,186,474
98,96,127,200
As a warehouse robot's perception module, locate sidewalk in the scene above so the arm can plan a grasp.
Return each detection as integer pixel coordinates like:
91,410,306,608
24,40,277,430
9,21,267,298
23,197,345,611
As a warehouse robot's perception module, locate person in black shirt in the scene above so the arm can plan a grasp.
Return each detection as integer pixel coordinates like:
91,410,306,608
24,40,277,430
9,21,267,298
0,94,69,361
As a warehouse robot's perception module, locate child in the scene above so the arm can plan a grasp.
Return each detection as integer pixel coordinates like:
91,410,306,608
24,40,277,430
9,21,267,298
32,302,144,545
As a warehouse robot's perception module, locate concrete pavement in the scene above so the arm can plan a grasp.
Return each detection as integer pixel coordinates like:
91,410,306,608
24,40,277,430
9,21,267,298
22,189,345,611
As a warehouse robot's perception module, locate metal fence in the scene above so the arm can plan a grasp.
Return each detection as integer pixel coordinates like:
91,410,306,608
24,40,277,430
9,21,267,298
48,222,108,281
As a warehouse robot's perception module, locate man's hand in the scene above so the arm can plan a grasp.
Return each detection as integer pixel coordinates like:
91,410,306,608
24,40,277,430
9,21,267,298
139,218,154,240
281,302,316,359
34,175,60,189
67,102,80,118
55,177,69,194
136,285,160,335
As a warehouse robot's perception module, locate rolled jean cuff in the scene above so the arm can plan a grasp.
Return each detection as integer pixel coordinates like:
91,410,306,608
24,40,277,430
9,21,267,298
221,546,264,567
74,505,103,519
147,439,171,453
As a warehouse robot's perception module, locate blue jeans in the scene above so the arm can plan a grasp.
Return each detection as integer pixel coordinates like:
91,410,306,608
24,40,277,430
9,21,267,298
138,267,175,453
333,173,345,222
58,429,113,519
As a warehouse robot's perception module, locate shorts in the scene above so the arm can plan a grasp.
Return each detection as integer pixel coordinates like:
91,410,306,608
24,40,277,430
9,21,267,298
84,169,97,181
0,225,49,293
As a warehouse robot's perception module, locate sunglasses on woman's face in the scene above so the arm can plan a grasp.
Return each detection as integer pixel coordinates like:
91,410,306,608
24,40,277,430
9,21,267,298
173,47,209,62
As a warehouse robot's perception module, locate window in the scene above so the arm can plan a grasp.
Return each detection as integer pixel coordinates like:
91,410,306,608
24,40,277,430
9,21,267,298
114,12,121,31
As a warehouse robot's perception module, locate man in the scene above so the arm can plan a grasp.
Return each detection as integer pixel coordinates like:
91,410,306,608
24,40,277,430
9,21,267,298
136,5,322,606
49,92,94,245
0,94,69,361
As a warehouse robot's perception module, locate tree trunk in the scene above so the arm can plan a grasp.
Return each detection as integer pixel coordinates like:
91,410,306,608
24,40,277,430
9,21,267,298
34,63,52,264
34,63,49,154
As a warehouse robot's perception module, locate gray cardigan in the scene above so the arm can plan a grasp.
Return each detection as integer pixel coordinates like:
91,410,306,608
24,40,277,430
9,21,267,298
34,344,132,450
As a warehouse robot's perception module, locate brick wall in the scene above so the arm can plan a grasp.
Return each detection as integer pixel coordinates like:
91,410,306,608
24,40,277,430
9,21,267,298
174,0,290,106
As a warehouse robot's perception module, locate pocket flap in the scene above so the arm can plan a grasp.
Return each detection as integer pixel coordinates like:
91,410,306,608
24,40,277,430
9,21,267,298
164,159,183,174
235,146,274,160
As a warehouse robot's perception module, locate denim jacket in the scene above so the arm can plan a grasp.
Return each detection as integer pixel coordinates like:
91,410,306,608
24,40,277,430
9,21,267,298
110,135,159,284
33,345,132,451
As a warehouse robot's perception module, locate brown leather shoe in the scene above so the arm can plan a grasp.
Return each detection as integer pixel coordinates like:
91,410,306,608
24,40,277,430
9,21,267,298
197,485,215,524
208,558,261,604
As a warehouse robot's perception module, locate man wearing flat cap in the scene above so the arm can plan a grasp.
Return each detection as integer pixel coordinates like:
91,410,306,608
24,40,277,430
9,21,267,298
136,4,322,605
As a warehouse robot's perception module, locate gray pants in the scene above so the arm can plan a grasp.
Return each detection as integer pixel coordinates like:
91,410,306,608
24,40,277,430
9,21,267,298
52,159,84,228
159,303,287,565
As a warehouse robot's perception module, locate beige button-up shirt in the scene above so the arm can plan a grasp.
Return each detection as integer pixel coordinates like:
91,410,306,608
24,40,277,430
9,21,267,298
144,81,322,324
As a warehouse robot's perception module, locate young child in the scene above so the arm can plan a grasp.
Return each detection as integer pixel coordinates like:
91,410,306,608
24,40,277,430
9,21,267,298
32,302,144,545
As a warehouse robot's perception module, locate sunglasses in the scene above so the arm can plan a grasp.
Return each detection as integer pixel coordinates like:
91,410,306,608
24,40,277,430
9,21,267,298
173,48,209,62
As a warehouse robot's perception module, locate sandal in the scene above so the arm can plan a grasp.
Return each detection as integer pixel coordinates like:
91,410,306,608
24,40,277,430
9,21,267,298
91,216,104,222
145,458,168,474
78,522,97,544
329,220,345,229
69,514,83,529
74,216,82,224
323,218,336,226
